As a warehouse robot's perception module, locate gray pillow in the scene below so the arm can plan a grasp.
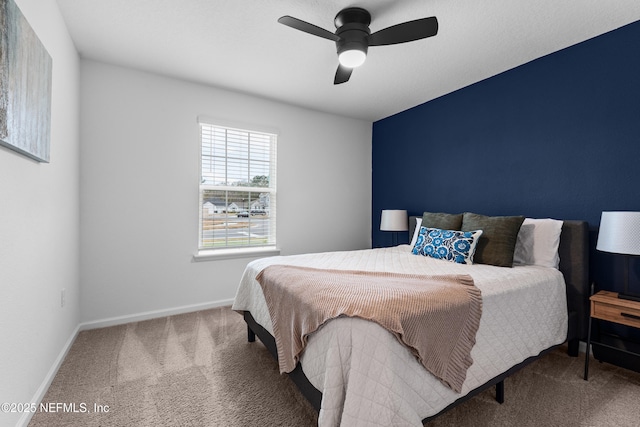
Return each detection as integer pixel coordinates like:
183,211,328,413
461,212,525,267
421,212,463,231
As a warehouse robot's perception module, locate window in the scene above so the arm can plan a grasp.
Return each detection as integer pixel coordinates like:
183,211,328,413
199,121,277,251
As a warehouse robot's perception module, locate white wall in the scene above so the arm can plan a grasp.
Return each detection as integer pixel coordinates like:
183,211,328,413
0,1,80,426
80,60,372,324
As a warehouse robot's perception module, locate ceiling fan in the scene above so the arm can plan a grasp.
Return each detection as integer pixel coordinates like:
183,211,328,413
278,7,438,84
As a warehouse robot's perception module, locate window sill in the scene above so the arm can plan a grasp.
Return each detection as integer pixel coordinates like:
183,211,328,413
193,246,280,262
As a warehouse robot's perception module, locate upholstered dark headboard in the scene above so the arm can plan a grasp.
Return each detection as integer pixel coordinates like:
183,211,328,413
408,216,590,346
558,220,590,343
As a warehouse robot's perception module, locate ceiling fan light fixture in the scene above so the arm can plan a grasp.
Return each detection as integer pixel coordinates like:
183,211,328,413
337,38,368,68
338,48,366,68
278,6,438,84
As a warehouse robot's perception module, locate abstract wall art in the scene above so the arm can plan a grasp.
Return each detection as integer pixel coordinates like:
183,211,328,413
0,0,52,162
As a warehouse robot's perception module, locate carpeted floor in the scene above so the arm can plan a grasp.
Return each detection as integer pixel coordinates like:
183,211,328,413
29,306,640,426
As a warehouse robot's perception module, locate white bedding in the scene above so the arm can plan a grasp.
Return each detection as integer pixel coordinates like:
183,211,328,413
232,245,568,427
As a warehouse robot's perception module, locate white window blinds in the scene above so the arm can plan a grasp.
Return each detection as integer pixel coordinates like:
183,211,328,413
199,121,277,250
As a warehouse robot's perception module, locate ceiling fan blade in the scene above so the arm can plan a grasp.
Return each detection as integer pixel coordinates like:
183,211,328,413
278,16,340,42
334,64,353,84
368,16,438,46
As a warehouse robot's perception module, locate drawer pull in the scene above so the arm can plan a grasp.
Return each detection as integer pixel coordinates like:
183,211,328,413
621,312,640,321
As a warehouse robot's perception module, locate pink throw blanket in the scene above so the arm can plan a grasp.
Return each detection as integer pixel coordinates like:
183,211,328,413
256,265,482,393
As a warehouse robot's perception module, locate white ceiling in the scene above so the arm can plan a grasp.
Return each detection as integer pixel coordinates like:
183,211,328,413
55,0,640,122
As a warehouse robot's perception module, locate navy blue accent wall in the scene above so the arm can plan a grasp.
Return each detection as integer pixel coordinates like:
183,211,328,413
372,20,640,295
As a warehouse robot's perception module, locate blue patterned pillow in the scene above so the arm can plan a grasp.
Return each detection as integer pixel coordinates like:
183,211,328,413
411,227,483,264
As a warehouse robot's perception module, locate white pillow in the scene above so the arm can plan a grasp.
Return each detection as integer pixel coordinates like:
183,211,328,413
513,218,563,269
410,217,423,248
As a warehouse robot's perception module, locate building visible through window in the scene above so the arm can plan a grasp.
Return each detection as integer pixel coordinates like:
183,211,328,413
199,121,276,250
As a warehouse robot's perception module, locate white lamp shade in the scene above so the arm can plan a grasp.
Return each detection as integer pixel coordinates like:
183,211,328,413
380,210,408,232
596,211,640,255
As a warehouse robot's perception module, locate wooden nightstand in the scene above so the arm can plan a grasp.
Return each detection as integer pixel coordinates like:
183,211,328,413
584,290,640,380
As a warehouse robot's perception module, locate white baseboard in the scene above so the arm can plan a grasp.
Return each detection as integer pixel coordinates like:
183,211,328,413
79,298,235,331
579,340,588,354
18,323,81,427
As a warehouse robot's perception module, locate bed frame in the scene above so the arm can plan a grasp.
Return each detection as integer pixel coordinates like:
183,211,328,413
242,219,590,422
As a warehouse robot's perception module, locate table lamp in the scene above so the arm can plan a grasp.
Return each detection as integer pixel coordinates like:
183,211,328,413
380,209,408,246
596,211,640,302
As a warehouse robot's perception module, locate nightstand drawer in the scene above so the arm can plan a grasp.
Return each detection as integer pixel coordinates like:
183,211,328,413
592,302,640,328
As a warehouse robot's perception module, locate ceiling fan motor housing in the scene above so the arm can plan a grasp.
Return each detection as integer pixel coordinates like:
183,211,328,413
334,8,371,59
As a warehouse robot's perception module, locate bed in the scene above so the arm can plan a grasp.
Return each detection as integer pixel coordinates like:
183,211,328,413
232,216,589,426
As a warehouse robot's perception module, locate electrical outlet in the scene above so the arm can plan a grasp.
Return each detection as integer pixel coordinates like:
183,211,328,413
61,289,66,308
